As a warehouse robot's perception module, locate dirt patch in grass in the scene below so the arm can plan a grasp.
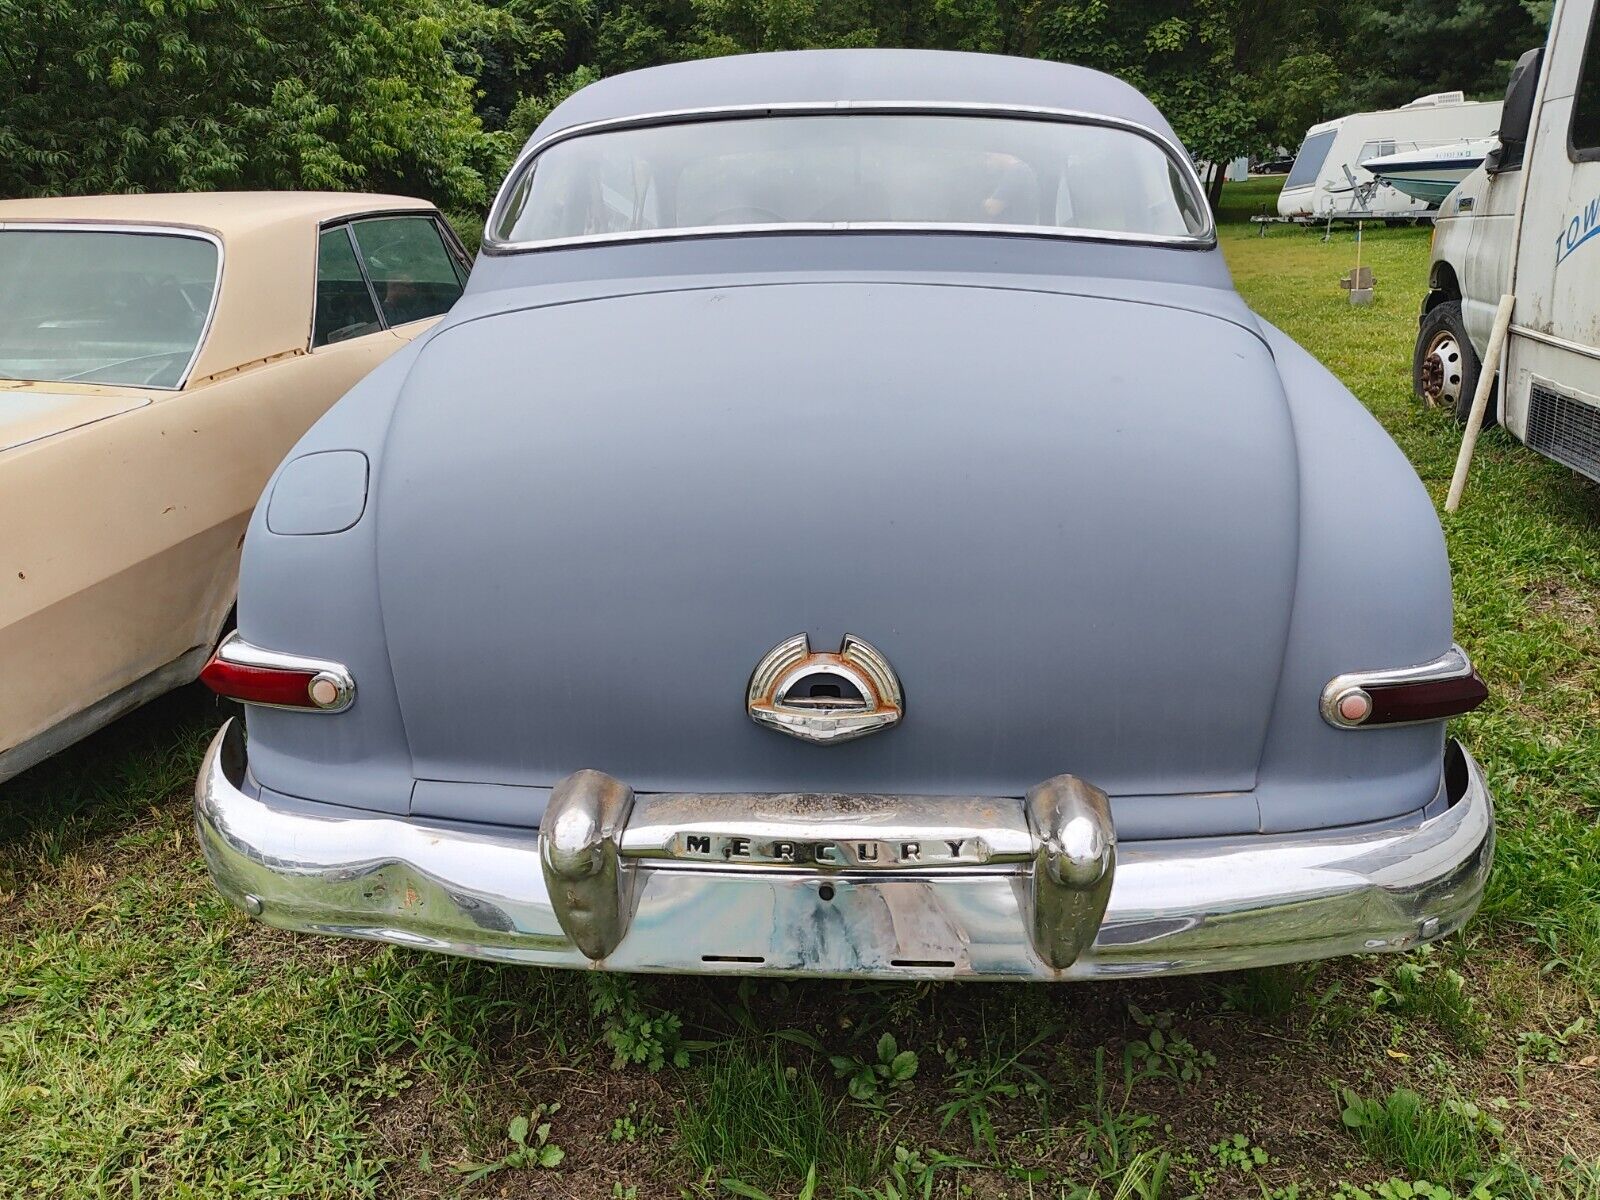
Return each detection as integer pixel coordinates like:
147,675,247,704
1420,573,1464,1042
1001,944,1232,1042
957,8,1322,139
522,950,1595,1197
1525,576,1600,627
374,1037,690,1198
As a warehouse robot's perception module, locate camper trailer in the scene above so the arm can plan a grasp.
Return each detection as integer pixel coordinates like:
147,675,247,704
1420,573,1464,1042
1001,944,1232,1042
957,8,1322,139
1418,0,1600,484
1279,93,1503,220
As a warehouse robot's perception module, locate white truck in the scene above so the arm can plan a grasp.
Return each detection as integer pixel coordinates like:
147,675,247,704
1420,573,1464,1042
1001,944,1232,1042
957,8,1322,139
1417,0,1600,485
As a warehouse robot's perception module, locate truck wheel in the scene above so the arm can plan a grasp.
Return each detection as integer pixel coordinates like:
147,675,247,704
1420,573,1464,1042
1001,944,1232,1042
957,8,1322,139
1414,301,1496,426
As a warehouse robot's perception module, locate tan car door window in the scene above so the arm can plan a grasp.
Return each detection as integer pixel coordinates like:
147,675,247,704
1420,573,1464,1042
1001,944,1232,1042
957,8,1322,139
348,216,464,328
313,227,384,348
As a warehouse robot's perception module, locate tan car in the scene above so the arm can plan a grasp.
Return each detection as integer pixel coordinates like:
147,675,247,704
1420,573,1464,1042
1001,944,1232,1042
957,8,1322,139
0,192,470,782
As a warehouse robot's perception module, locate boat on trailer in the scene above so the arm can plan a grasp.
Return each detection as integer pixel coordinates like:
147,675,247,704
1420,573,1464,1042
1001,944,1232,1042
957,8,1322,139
1361,138,1495,207
1277,92,1501,220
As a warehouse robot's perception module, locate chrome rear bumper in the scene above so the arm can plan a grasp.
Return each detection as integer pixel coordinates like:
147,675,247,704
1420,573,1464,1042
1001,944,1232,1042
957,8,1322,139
195,720,1493,980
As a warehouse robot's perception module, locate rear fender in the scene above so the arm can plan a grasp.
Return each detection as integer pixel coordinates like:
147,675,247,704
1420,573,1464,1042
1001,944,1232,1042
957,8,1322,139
1252,321,1452,833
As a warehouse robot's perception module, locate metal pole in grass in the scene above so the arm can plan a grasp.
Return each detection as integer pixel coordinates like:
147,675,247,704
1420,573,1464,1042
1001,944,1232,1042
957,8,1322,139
1445,293,1516,513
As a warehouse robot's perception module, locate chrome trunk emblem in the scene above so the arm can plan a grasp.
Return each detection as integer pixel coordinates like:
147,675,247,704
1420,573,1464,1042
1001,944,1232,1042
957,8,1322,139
747,634,903,744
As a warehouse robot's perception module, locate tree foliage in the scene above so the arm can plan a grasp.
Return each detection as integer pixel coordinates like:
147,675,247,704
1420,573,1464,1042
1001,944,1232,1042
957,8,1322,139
0,0,1557,211
0,0,506,206
1348,0,1548,109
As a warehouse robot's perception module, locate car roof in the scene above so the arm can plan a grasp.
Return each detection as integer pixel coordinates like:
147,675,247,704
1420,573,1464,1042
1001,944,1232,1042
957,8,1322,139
0,192,440,383
530,49,1182,148
0,191,434,235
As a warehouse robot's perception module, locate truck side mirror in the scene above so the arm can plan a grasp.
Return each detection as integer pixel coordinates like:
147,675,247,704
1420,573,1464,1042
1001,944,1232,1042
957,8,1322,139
1487,46,1544,173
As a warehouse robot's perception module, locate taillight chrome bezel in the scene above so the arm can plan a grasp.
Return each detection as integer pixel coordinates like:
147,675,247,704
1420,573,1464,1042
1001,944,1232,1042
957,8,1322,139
201,632,356,713
1321,644,1487,730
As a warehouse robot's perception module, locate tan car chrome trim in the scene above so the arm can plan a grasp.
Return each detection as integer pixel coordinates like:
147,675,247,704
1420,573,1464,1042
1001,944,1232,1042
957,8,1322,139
483,101,1217,255
196,721,1492,981
0,221,225,390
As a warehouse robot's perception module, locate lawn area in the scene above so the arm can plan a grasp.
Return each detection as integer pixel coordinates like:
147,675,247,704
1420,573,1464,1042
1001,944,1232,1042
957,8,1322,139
2,180,1598,1200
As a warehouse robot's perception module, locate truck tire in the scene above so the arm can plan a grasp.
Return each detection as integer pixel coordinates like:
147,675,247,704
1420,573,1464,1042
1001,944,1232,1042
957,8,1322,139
1414,301,1496,426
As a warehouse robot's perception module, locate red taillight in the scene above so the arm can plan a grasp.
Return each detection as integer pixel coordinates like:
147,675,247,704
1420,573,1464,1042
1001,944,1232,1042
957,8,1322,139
200,633,354,712
1322,645,1486,729
1360,672,1488,724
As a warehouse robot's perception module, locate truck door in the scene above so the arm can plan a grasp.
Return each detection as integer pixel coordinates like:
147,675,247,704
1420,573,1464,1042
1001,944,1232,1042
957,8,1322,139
1461,173,1521,350
1506,0,1600,479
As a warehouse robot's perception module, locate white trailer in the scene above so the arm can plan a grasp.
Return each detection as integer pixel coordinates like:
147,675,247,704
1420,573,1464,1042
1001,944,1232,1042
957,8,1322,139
1278,93,1503,220
1419,0,1600,485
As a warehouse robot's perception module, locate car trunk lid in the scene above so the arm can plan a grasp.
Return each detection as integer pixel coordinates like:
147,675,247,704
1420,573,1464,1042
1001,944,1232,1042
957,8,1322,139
374,279,1297,799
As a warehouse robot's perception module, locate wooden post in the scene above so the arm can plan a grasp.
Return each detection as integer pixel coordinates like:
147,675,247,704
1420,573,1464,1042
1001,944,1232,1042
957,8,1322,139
1445,293,1516,513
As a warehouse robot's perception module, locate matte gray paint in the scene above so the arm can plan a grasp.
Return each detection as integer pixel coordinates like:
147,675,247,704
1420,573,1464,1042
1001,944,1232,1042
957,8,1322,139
238,262,1453,832
407,776,1269,842
525,49,1181,151
463,235,1235,312
235,52,1458,837
266,451,369,535
376,281,1296,798
242,348,424,815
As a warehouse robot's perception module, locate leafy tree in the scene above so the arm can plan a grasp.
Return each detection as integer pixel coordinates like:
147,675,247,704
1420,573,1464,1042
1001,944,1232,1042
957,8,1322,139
1031,0,1312,208
0,0,1562,216
1346,0,1549,110
0,0,505,206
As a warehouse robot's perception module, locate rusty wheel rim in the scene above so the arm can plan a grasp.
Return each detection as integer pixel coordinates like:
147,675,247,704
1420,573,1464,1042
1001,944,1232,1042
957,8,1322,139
1420,330,1464,410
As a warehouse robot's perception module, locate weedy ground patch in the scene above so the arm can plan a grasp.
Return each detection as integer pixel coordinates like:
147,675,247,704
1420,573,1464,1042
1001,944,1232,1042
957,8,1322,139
1,180,1597,1198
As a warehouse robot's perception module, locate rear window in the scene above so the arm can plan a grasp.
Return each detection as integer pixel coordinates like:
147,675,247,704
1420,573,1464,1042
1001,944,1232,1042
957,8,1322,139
1284,129,1337,190
492,113,1210,246
0,229,218,389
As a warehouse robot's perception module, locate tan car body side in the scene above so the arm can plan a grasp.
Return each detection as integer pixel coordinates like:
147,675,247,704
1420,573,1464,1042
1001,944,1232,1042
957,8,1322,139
0,193,455,782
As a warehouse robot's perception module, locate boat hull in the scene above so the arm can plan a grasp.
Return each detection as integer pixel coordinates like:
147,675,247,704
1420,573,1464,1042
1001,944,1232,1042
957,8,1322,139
1361,142,1490,208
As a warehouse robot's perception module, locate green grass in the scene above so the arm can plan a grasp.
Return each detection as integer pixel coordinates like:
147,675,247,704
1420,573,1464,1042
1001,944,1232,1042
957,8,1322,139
1338,1087,1503,1187
1215,173,1287,224
676,1039,879,1189
1221,197,1600,998
2,180,1598,1198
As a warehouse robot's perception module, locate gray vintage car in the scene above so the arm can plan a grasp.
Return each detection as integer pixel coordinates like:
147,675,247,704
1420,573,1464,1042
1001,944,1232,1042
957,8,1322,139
195,50,1494,981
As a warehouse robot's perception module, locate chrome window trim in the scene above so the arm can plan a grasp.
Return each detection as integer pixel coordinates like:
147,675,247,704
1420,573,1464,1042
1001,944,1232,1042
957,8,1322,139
482,101,1217,255
0,220,225,391
343,223,389,333
1320,643,1476,729
433,214,474,280
214,631,356,713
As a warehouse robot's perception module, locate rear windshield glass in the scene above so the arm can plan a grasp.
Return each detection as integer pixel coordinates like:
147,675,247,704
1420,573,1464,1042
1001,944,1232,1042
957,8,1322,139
0,229,219,389
494,114,1210,245
1284,128,1337,190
